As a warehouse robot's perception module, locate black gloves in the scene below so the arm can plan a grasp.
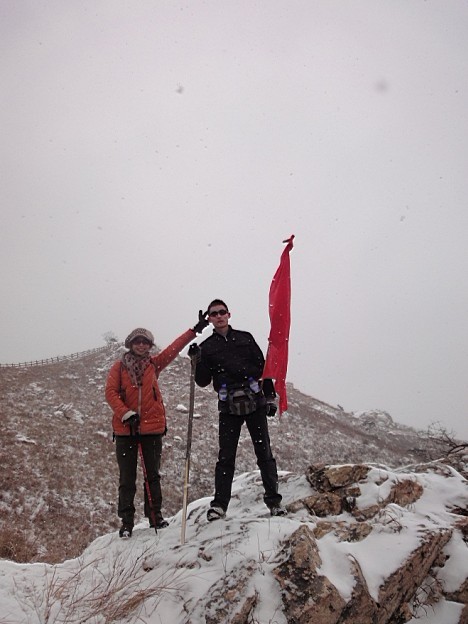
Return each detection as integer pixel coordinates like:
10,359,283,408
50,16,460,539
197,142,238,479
262,379,277,416
266,402,277,418
123,412,140,435
188,343,201,362
192,310,209,334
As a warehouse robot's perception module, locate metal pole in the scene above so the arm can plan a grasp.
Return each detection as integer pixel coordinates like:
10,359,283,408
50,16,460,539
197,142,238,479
181,350,197,544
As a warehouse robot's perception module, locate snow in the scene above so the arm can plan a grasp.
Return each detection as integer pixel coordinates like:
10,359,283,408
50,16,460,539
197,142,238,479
347,527,422,601
14,434,37,445
356,467,394,508
316,533,355,600
436,532,468,593
0,467,466,623
408,600,464,624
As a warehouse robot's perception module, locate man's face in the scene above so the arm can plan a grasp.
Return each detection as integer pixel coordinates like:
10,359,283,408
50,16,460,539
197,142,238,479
208,305,230,330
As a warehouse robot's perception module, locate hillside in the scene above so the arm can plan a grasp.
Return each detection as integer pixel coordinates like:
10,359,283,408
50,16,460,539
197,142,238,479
2,463,467,624
0,343,461,564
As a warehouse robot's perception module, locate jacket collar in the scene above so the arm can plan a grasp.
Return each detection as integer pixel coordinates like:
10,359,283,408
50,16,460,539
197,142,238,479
212,325,232,339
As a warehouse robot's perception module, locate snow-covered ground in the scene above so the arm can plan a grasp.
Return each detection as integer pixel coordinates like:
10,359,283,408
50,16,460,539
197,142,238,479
1,464,467,624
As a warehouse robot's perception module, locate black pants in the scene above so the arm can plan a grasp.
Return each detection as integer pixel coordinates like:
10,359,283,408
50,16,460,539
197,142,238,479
212,407,282,511
115,435,163,526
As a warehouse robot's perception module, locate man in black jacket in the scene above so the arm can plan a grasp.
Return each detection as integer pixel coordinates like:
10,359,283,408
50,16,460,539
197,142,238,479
193,299,286,521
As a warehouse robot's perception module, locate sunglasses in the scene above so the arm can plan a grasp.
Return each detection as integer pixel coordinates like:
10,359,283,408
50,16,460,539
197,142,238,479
132,338,152,345
209,309,228,317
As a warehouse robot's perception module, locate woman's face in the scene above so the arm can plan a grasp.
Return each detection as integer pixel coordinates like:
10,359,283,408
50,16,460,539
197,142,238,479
130,337,152,356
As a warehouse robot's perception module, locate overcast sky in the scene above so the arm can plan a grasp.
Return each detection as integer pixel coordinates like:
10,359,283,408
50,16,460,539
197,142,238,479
1,1,467,439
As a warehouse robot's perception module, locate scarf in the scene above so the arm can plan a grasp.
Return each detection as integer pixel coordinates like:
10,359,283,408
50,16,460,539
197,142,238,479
121,351,152,387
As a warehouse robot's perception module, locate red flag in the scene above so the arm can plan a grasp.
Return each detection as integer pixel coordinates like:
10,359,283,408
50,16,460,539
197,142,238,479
263,235,295,414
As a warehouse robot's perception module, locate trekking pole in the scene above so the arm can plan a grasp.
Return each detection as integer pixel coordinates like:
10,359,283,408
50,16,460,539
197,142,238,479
137,386,158,534
181,345,198,544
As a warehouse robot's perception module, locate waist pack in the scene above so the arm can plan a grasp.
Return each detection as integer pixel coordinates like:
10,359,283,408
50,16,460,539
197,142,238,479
226,388,257,416
228,387,257,416
219,383,267,416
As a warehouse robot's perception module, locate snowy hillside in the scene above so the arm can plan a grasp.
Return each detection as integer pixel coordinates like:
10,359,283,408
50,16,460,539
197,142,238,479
1,462,467,624
0,343,464,566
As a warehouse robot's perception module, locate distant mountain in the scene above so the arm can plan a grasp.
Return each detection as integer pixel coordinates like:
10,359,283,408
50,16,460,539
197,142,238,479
0,343,458,564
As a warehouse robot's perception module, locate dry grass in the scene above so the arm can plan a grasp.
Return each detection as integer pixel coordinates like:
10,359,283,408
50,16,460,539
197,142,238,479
0,526,38,562
14,546,186,623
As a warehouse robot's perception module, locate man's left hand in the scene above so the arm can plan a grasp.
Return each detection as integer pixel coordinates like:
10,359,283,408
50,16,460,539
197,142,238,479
192,310,209,334
266,402,277,418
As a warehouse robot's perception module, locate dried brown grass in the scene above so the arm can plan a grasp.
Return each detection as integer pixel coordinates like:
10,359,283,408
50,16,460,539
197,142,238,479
15,546,185,624
0,526,38,562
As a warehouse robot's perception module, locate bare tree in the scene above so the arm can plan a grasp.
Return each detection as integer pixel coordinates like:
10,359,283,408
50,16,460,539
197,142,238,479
102,331,119,345
421,421,468,456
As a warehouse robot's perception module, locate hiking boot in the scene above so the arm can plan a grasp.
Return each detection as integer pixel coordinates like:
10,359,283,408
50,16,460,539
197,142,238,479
150,519,169,529
207,506,226,522
119,524,133,538
270,505,287,517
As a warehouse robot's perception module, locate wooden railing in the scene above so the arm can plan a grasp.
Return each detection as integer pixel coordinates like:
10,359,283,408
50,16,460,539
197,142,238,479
0,344,118,368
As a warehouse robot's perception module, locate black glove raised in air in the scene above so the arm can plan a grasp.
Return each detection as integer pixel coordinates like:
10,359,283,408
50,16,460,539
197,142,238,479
192,310,209,334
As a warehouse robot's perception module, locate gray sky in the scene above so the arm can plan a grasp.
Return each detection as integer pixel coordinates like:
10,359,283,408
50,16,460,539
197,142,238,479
2,1,468,439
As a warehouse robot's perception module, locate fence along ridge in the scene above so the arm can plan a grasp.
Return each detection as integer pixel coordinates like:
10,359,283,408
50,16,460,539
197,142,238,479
0,344,117,368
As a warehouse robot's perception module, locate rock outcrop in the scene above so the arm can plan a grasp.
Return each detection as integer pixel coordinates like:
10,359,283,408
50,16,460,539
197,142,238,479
2,460,467,624
272,462,468,624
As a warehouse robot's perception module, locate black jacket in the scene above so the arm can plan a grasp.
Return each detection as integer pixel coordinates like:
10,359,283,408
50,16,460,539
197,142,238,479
195,326,275,398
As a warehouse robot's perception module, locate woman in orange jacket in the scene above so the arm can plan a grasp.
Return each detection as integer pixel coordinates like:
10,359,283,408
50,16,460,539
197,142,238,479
106,314,207,538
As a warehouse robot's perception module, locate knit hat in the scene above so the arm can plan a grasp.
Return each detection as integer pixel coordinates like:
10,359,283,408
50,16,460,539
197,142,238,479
124,328,155,349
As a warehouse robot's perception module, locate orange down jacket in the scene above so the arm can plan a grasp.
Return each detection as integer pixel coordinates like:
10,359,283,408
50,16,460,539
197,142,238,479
106,329,196,436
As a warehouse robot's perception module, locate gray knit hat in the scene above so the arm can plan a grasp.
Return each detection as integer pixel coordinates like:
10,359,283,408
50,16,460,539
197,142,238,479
124,328,155,349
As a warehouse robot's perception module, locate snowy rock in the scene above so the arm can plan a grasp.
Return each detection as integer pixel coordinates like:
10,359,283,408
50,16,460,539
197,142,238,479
1,461,467,624
273,525,347,623
356,410,395,429
15,435,37,445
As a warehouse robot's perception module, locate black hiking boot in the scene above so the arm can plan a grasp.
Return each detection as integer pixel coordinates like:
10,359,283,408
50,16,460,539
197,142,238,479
119,524,133,538
269,505,287,517
207,506,226,522
149,519,169,529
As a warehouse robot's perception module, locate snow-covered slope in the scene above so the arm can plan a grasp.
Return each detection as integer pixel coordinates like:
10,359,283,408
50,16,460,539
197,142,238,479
2,461,467,624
